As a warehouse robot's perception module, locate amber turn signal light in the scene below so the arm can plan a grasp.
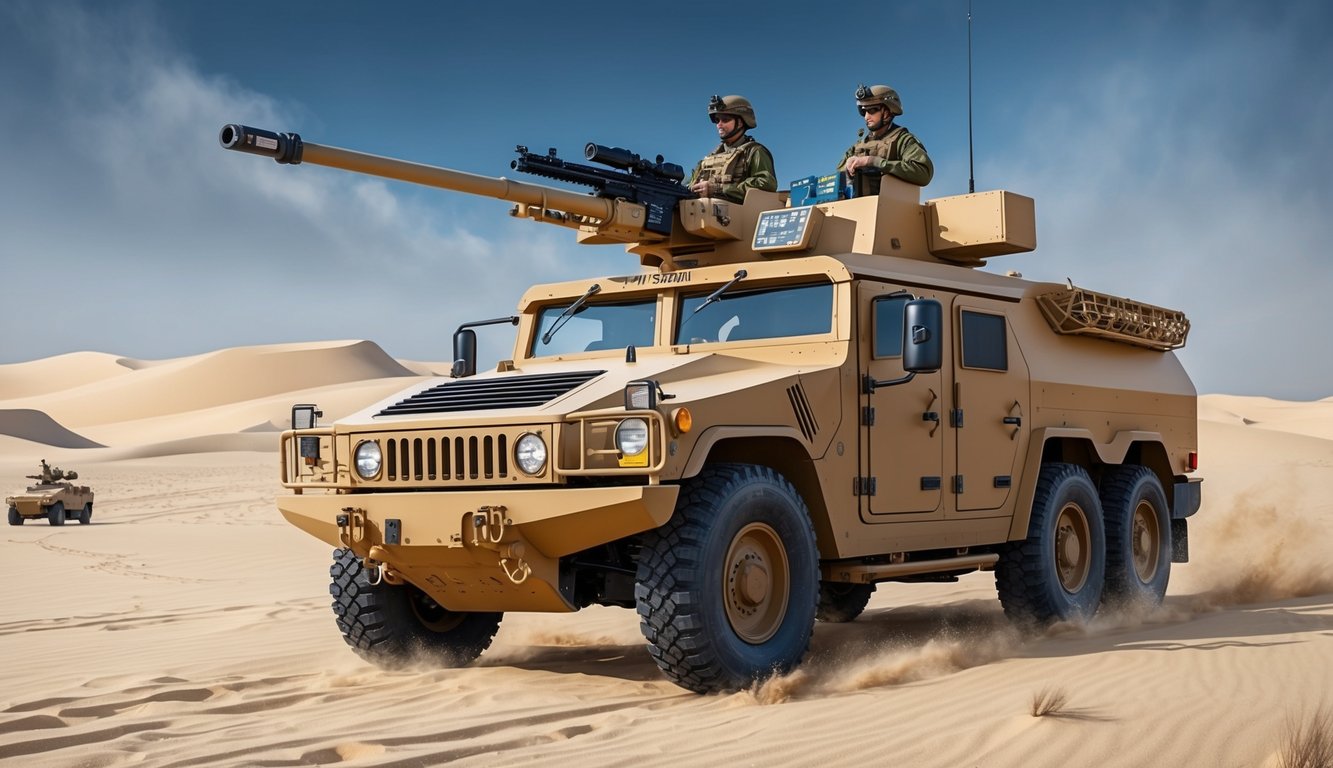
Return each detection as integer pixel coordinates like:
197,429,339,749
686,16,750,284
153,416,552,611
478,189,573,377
673,407,692,434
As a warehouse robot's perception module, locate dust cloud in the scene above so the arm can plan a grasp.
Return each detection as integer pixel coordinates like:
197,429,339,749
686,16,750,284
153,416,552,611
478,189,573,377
1175,487,1333,609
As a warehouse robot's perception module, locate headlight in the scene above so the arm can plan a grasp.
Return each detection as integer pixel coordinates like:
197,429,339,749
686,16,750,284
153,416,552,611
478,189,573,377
514,433,548,475
354,440,382,479
615,418,649,456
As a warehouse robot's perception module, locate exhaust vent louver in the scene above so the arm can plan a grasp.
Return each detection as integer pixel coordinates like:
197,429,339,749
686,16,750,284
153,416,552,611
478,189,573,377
787,383,819,442
377,371,605,416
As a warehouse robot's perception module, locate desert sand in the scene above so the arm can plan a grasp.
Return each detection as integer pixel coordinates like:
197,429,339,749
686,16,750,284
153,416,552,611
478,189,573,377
1,341,1330,767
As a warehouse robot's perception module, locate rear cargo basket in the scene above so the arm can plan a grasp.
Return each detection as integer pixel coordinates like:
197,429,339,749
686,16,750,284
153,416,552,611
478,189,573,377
1036,288,1189,351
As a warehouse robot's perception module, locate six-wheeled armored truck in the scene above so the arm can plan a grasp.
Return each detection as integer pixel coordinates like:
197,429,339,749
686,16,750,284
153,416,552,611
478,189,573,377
7,460,94,526
221,124,1201,693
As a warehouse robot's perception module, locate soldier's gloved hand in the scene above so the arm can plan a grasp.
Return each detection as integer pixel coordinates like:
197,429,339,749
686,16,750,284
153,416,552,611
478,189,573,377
691,179,715,197
844,156,874,175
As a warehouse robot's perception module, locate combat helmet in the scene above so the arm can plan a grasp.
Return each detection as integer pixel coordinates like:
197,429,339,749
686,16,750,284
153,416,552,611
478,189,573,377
708,95,757,129
855,84,903,117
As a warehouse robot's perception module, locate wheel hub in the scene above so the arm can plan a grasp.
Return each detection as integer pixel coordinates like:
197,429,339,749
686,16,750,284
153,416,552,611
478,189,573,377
738,560,770,605
1131,501,1160,583
1054,503,1090,593
723,522,790,644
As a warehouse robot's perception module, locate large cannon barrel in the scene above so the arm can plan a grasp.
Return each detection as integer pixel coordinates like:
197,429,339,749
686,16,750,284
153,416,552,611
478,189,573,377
219,124,614,223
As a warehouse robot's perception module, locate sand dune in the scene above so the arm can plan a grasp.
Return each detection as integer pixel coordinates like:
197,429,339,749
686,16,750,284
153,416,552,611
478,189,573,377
0,351,135,399
0,409,104,449
0,346,1329,767
0,340,417,429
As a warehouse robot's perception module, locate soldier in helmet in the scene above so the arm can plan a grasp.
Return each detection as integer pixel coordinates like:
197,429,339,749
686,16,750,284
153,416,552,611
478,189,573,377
686,94,777,203
838,84,934,192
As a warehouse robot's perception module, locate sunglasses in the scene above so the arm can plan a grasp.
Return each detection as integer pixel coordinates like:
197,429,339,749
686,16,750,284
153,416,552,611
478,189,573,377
858,105,886,116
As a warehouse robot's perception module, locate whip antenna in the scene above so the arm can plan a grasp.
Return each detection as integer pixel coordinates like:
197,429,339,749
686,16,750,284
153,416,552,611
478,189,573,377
967,0,976,193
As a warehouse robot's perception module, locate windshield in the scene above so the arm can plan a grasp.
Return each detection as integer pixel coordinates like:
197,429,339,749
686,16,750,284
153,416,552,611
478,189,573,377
676,282,834,344
531,299,657,357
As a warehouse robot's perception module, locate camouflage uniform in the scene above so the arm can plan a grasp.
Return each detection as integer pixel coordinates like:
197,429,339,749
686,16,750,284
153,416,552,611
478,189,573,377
838,83,933,191
837,124,933,188
687,137,777,204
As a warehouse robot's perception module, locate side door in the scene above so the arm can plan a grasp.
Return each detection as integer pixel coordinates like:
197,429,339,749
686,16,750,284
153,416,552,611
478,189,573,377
951,298,1029,513
859,282,945,518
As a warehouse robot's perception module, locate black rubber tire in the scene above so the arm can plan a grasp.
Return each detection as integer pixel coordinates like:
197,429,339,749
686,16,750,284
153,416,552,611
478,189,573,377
7,506,21,526
995,463,1106,628
635,464,819,693
47,501,65,527
816,581,876,623
1100,465,1171,608
329,548,502,667
79,503,93,525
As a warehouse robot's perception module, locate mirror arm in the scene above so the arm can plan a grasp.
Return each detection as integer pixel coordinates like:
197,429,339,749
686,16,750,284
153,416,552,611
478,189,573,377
864,372,917,394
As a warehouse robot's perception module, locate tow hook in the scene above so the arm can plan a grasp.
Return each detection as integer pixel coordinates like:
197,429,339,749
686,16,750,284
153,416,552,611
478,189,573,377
471,506,531,585
337,507,366,547
471,506,509,545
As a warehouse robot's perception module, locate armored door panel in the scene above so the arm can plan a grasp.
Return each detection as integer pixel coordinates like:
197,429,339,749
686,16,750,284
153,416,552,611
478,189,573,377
952,299,1028,512
859,283,944,517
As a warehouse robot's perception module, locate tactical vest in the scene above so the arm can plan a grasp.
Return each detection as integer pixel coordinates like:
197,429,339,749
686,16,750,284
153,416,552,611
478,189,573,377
850,125,906,162
696,137,757,185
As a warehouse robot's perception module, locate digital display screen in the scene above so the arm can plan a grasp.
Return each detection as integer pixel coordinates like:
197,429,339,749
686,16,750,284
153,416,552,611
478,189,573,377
753,207,816,251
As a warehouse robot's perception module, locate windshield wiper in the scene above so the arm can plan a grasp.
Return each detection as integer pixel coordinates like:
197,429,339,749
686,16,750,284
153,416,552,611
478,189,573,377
689,269,747,317
541,283,601,345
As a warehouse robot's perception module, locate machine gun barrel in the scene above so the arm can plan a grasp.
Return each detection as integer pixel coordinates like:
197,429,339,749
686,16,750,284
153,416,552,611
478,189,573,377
218,124,614,224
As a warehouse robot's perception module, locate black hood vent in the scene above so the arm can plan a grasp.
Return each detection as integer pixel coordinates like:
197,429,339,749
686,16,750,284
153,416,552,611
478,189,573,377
377,370,605,416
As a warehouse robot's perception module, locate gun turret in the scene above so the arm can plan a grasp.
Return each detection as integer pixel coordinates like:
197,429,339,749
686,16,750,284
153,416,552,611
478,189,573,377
510,144,693,236
220,123,1038,273
220,124,687,244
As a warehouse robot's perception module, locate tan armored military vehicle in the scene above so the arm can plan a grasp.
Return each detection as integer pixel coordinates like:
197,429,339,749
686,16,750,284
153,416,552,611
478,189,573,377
221,124,1202,693
7,460,95,526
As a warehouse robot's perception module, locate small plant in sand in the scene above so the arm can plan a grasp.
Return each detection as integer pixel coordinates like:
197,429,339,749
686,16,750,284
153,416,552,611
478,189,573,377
1030,686,1070,718
1278,705,1333,768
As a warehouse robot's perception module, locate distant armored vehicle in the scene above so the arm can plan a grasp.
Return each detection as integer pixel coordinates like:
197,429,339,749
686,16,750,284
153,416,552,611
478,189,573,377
222,124,1202,693
7,460,95,526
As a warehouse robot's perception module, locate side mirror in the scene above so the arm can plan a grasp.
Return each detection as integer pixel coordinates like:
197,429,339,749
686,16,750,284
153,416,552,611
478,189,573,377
903,299,943,373
451,328,477,378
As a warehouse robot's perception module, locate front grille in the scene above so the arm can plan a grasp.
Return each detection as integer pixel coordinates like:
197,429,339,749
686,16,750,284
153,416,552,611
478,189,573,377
377,370,605,416
385,434,509,481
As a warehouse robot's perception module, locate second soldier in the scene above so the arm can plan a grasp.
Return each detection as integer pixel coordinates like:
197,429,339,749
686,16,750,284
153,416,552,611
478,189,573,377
838,83,933,193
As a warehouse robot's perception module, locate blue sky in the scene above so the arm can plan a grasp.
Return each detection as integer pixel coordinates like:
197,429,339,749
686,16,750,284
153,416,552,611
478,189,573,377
1,0,1330,399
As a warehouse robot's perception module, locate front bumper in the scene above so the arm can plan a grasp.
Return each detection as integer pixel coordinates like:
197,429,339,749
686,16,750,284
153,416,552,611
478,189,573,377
279,484,679,613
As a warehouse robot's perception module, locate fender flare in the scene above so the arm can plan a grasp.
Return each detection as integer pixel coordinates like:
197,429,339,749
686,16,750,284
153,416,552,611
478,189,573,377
1006,427,1166,541
680,425,812,479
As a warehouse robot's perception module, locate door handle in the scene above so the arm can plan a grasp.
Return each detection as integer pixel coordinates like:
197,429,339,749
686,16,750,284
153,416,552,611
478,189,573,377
1002,416,1021,426
923,411,940,437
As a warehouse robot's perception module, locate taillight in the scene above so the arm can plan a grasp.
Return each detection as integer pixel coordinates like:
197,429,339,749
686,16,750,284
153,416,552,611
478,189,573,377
1187,451,1199,471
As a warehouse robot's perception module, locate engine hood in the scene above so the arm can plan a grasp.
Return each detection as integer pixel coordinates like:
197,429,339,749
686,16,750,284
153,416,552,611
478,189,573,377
335,348,845,431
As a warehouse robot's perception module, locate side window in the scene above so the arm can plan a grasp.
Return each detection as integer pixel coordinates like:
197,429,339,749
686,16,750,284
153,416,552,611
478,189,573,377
872,294,909,358
960,310,1008,371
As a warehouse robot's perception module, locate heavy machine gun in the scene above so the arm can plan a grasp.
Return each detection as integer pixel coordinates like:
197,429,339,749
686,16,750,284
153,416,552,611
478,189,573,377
219,124,696,246
511,144,694,236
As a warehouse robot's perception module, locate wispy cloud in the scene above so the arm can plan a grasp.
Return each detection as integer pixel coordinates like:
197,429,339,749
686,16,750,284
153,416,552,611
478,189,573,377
0,3,610,365
990,3,1333,398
